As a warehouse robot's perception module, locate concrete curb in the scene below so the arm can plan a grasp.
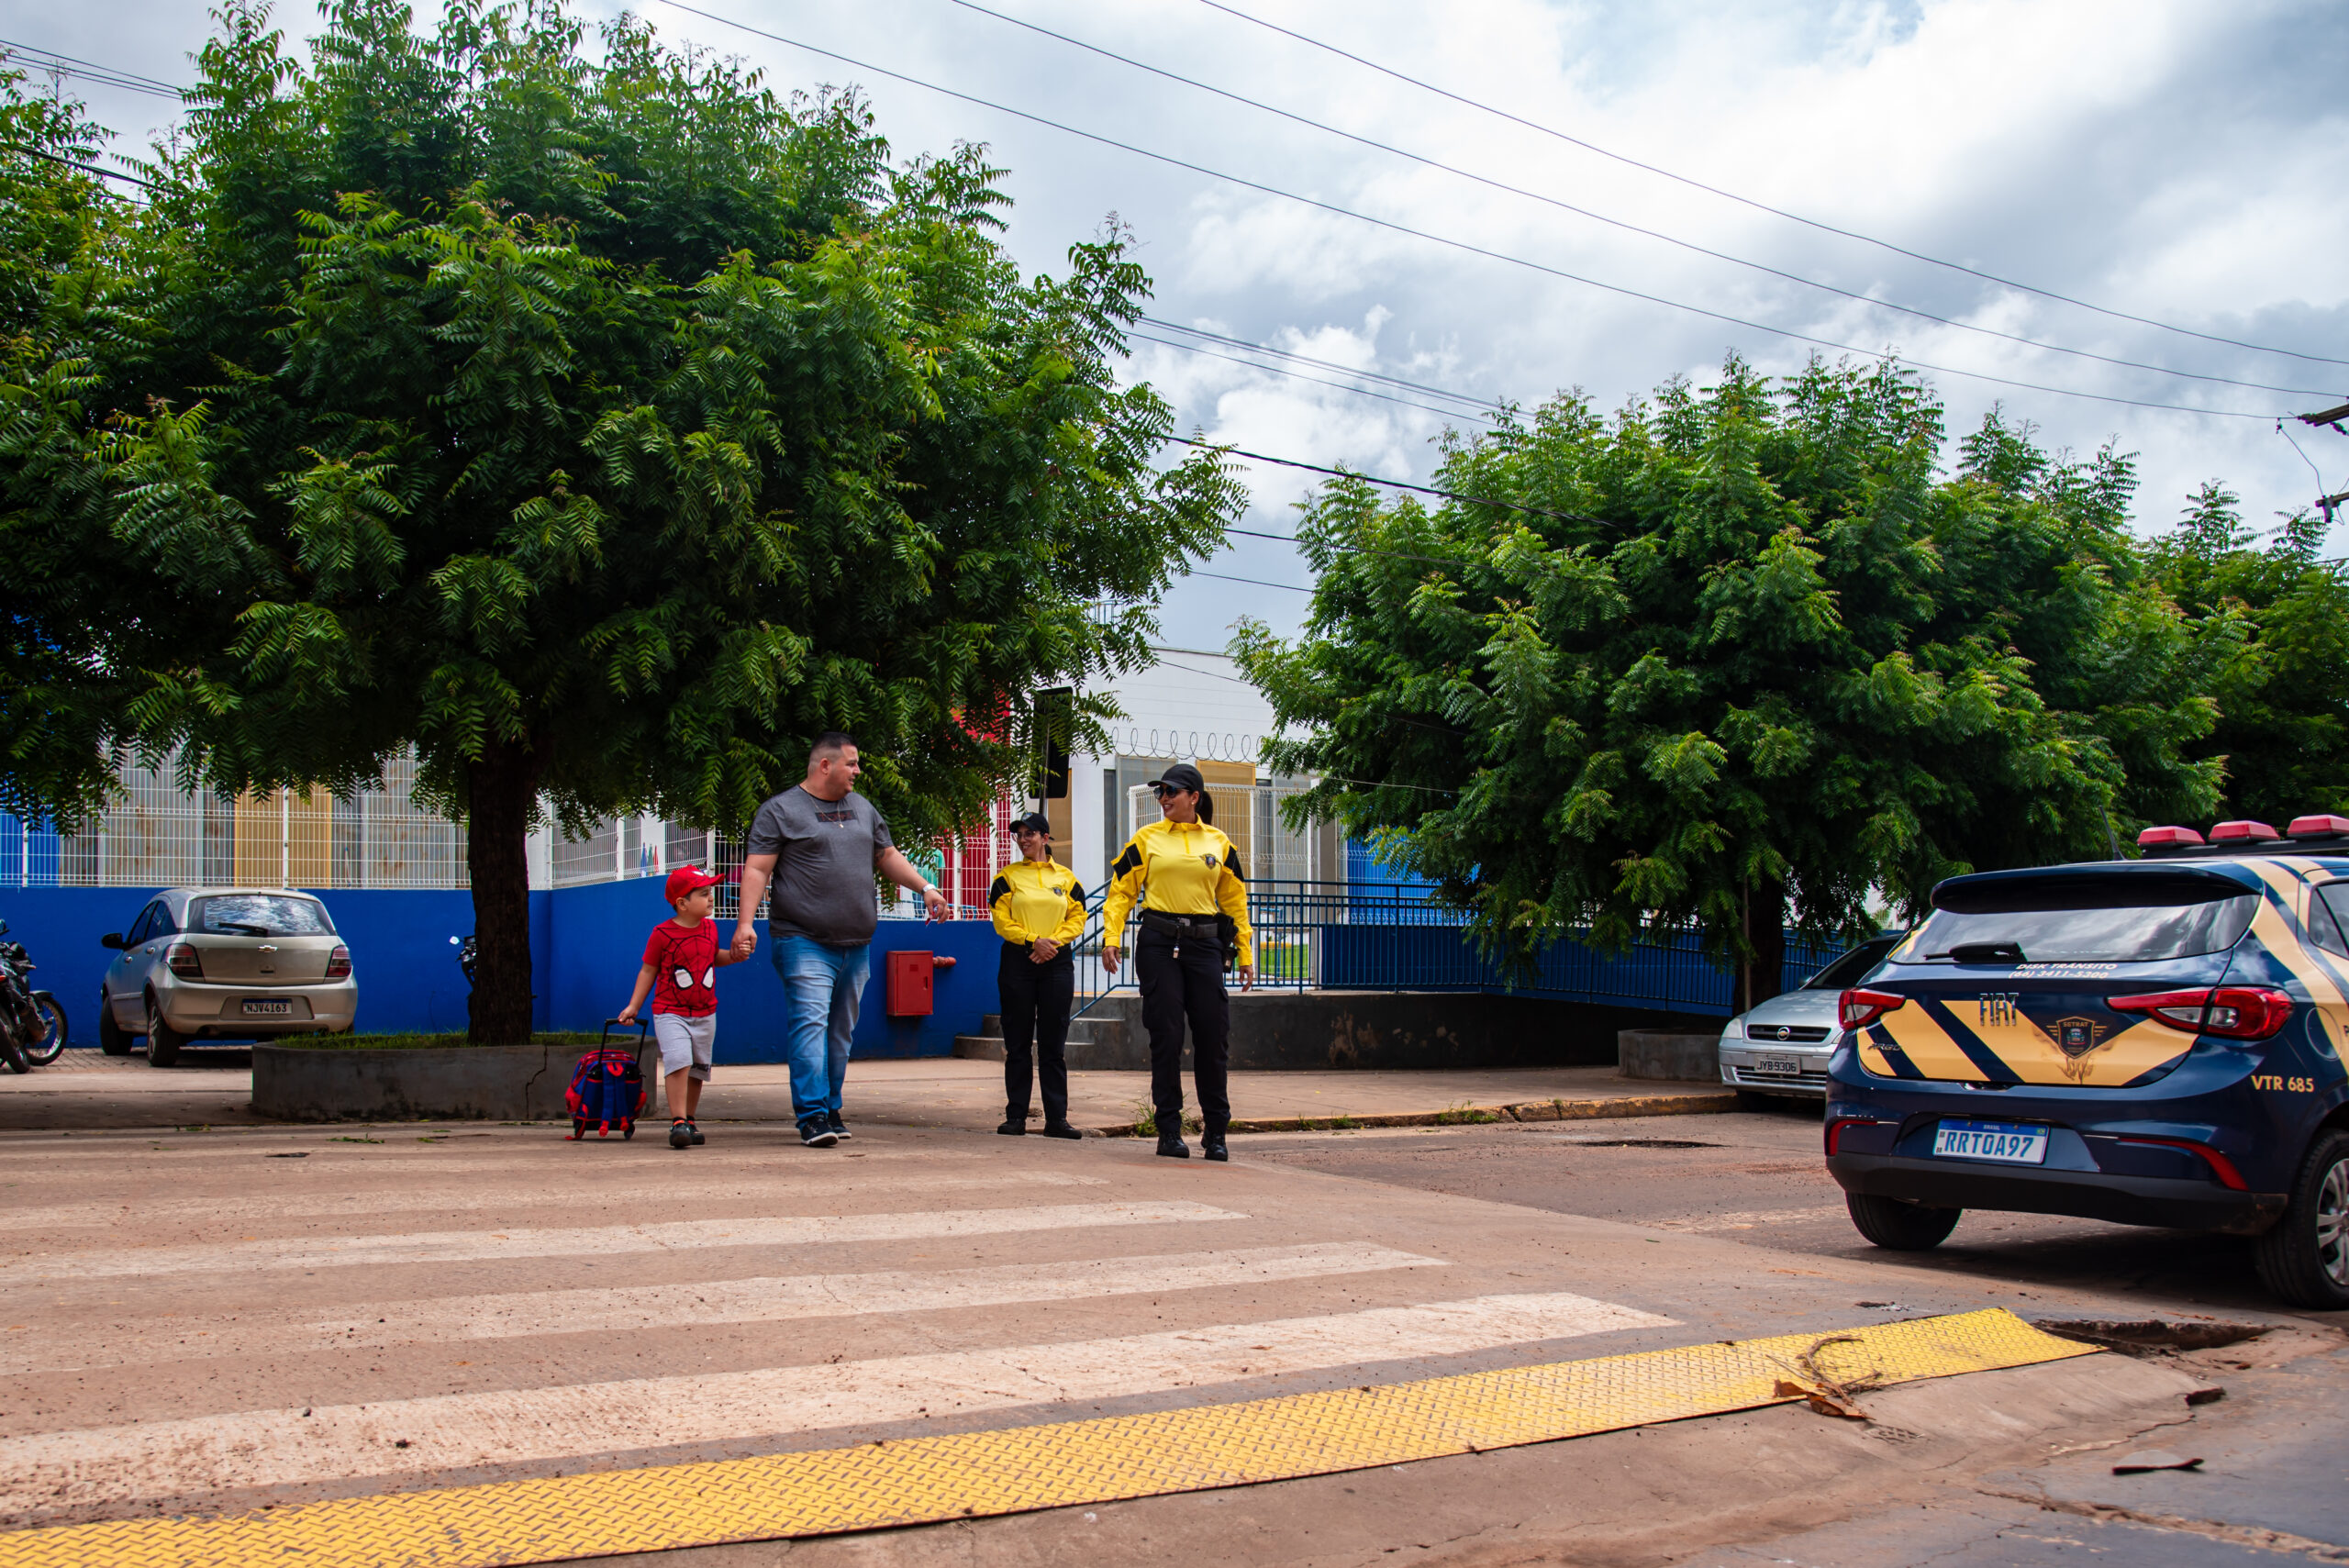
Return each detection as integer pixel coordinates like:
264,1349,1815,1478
1090,1089,1740,1138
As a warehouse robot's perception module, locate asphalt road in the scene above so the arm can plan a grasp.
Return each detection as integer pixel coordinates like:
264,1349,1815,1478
1245,1101,2304,1318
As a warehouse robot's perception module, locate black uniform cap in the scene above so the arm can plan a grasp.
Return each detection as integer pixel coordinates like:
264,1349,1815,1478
1150,762,1206,794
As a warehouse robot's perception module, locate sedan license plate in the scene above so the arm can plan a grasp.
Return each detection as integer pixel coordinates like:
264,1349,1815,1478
1932,1119,2047,1164
240,999,295,1018
1754,1055,1804,1075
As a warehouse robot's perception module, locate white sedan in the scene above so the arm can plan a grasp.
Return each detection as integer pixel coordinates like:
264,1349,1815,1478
1717,935,1900,1098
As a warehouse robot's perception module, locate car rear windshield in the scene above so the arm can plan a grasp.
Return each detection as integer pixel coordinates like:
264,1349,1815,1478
190,895,336,937
1897,873,2254,965
1803,937,1901,990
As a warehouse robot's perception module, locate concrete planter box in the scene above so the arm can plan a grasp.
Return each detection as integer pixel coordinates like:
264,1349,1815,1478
253,1041,628,1122
1617,1029,1725,1082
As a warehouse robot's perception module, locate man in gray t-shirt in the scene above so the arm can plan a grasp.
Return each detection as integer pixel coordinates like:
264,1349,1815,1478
733,733,945,1146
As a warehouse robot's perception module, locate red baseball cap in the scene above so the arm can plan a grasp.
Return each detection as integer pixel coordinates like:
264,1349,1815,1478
665,865,725,904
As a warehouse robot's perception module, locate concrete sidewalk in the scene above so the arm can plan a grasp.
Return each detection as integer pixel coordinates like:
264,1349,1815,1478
0,1050,1734,1134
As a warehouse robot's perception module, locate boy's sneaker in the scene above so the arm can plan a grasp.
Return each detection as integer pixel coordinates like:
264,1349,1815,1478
799,1120,840,1149
827,1111,851,1140
668,1118,692,1151
689,1121,706,1146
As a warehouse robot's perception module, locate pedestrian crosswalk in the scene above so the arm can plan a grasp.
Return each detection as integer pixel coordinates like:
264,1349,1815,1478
0,1131,1683,1528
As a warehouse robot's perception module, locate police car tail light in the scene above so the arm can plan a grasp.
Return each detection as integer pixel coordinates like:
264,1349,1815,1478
2110,986,2291,1040
325,944,351,980
1838,988,1906,1029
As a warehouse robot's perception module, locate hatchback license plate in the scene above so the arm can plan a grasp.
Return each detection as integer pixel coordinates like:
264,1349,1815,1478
1933,1119,2047,1164
240,999,294,1018
1755,1055,1804,1075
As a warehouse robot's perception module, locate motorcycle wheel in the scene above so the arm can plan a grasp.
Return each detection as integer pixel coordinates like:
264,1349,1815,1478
0,1026,25,1075
23,995,64,1066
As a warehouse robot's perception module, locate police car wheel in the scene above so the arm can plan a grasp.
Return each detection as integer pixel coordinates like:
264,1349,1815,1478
2254,1129,2349,1310
1845,1192,1960,1250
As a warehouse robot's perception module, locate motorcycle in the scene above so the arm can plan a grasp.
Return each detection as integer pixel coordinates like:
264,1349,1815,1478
0,920,65,1072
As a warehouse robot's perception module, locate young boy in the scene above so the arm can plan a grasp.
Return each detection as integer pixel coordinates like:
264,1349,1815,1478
619,866,749,1150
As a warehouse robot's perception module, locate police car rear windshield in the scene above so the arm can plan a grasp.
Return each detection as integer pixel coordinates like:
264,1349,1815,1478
1895,873,2255,965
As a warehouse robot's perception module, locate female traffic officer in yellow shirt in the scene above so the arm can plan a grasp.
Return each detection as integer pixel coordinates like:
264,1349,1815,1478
989,811,1088,1139
1100,762,1253,1161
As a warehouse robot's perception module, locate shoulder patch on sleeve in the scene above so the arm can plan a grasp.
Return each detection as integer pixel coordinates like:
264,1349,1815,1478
1113,844,1142,877
1224,844,1246,882
987,874,1009,904
1069,881,1086,904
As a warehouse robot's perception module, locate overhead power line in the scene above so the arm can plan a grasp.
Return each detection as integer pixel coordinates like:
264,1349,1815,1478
950,0,2334,399
1169,435,1602,535
1130,330,1500,423
651,0,2285,422
1189,0,2349,373
1142,317,1508,412
0,39,184,100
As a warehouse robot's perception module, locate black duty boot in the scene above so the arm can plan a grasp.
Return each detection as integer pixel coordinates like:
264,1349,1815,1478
1202,1122,1229,1162
1155,1126,1191,1159
997,1111,1028,1136
1041,1122,1084,1140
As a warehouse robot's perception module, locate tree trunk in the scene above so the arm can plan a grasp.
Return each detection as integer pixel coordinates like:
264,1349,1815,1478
465,739,541,1044
1741,877,1788,1011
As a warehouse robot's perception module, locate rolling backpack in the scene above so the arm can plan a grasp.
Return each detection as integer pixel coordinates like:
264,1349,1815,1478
566,1018,648,1140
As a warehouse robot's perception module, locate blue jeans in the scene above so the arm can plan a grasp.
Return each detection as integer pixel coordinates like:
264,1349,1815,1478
772,936,870,1124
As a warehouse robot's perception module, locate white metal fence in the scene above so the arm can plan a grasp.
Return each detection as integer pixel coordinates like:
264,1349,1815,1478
1123,781,1326,884
0,751,469,889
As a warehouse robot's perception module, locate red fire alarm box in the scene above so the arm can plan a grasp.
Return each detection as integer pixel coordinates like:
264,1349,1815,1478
885,950,935,1017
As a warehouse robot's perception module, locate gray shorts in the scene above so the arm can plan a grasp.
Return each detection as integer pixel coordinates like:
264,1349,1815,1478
652,1013,716,1080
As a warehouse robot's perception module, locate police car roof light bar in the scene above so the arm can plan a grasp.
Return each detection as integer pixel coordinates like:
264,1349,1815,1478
2137,825,2205,848
2288,815,2349,839
2209,819,2282,842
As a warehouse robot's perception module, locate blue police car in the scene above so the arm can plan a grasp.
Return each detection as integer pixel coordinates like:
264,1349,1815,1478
1824,814,2349,1307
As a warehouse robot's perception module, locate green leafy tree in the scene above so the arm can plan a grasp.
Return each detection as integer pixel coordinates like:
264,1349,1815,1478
0,2,1239,1040
2147,484,2349,824
1234,360,2220,1004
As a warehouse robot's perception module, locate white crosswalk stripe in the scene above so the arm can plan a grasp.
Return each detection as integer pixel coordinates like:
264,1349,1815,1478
0,1291,1676,1510
0,1199,1245,1279
7,1242,1448,1373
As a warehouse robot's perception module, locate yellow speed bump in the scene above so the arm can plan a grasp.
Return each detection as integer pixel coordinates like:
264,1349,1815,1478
0,1308,2094,1568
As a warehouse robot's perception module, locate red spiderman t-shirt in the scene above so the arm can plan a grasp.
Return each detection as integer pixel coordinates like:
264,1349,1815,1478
643,920,719,1018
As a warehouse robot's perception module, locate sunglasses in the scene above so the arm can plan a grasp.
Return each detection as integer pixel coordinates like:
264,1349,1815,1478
1150,782,1189,796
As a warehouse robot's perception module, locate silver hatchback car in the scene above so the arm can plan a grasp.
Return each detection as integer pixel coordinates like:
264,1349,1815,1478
97,888,357,1065
1717,934,1901,1098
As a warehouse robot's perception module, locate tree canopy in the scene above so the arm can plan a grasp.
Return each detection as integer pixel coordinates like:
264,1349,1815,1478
0,0,1241,1038
1234,359,2245,1002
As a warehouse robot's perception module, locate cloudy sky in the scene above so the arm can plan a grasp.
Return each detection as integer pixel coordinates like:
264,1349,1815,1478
21,0,2349,650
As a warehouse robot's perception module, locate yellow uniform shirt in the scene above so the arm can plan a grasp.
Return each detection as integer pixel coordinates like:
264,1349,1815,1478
988,858,1087,948
1100,818,1252,957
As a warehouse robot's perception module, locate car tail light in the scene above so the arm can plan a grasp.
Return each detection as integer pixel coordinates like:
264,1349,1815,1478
164,942,203,980
1825,1118,1889,1156
2110,986,2292,1040
2114,1135,2248,1190
2210,819,2280,843
325,944,351,980
2137,825,2204,848
1838,988,1907,1029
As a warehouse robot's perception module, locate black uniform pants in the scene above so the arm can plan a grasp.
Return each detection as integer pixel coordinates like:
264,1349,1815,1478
997,944,1074,1125
1136,927,1230,1129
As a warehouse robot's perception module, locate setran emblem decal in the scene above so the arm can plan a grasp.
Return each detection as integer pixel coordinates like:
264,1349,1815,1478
2054,1016,2109,1060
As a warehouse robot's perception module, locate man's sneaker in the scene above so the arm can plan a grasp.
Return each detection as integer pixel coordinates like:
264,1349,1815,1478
689,1121,706,1146
799,1121,840,1149
668,1118,693,1151
1042,1122,1083,1140
996,1118,1027,1136
828,1111,852,1140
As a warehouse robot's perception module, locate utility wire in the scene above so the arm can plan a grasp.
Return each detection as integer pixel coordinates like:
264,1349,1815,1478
950,0,2334,399
1130,330,1500,423
651,0,2283,421
1173,434,1603,528
1141,317,1508,411
1190,0,2349,373
1185,567,1315,594
0,39,184,100
2,141,153,195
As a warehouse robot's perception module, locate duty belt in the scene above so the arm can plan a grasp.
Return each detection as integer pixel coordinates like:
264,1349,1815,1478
1141,910,1220,942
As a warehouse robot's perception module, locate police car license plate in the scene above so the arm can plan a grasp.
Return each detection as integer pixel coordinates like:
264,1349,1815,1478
240,999,294,1018
1754,1055,1803,1075
1932,1119,2047,1164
